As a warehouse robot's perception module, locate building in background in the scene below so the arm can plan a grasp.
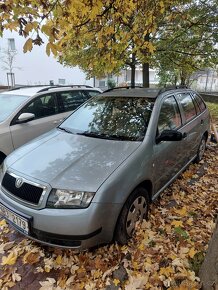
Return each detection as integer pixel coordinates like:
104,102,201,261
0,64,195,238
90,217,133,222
95,67,159,90
191,69,218,92
0,31,92,87
96,67,218,92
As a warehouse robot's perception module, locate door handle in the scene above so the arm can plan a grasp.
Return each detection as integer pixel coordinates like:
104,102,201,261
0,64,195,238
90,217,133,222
201,120,204,125
182,132,187,139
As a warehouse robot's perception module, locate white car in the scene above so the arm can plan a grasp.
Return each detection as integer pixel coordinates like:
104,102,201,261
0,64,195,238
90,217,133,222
0,85,101,163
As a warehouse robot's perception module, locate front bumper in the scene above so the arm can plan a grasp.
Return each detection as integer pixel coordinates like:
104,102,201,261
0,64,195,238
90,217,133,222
0,189,121,249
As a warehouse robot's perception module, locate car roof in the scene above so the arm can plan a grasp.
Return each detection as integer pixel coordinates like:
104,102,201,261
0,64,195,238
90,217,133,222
1,85,102,97
101,88,160,98
100,86,191,99
2,86,51,97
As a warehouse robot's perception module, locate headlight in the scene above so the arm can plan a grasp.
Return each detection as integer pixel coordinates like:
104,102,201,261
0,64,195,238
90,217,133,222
47,189,95,208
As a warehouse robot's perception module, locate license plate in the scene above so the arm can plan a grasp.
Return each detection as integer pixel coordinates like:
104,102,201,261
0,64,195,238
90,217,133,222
0,203,29,234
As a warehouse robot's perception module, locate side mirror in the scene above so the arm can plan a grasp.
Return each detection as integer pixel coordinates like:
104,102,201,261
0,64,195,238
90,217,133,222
17,113,35,123
156,129,183,143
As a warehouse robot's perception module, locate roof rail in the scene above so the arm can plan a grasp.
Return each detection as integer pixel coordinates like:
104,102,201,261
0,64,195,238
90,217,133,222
37,86,63,93
104,86,143,93
9,85,51,91
158,85,189,95
37,84,94,93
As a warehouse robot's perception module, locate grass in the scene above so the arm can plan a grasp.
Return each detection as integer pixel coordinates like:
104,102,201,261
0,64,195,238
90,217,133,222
206,102,218,124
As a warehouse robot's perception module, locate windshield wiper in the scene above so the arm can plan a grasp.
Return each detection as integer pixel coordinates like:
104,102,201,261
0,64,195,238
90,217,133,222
77,132,142,141
77,132,109,139
58,127,73,134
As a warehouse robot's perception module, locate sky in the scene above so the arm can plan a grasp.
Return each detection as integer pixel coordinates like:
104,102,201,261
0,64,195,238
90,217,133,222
0,31,93,86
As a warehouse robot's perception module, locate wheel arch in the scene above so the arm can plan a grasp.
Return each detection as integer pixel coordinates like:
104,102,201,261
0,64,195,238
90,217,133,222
0,151,6,164
113,179,153,242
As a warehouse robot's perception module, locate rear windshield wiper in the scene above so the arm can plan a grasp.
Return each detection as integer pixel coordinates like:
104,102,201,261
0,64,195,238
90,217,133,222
58,127,73,134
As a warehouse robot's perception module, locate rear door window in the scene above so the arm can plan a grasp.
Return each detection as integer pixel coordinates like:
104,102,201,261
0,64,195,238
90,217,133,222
158,96,182,134
177,93,197,123
192,92,206,112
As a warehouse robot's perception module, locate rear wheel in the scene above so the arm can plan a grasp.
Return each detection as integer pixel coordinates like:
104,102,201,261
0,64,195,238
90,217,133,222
114,187,149,245
195,136,206,163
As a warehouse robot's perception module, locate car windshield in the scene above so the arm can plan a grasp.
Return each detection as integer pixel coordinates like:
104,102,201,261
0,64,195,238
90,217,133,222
59,96,153,141
0,94,28,122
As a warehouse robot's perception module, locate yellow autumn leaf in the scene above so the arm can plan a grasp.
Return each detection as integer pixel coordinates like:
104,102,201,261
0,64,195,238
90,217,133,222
186,218,193,225
0,219,6,226
56,255,62,265
44,265,51,272
188,248,197,258
46,43,51,56
113,278,120,286
23,38,33,53
24,22,34,34
171,220,183,227
1,251,17,265
159,266,174,277
174,207,187,216
138,243,145,251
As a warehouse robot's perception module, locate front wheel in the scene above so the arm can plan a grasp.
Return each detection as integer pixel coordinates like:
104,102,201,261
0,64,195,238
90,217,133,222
195,136,206,163
114,187,149,245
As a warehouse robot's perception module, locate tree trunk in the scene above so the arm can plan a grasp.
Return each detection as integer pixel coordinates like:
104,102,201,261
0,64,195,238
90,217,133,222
130,53,136,87
142,62,149,87
131,64,135,87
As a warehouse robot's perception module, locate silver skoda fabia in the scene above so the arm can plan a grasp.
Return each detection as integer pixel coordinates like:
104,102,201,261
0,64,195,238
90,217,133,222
0,87,210,249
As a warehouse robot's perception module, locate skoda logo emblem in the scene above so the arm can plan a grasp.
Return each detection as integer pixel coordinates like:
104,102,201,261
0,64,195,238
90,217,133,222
15,178,23,188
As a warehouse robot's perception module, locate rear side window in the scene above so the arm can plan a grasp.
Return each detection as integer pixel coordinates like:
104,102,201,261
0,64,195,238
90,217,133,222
177,93,197,123
158,96,182,134
85,90,101,97
192,93,206,112
57,91,89,112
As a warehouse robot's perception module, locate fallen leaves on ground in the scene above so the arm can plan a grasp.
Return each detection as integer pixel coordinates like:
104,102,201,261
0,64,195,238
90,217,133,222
0,142,217,290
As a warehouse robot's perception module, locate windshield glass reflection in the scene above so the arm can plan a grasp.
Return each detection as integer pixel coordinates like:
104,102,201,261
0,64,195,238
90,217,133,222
60,97,153,141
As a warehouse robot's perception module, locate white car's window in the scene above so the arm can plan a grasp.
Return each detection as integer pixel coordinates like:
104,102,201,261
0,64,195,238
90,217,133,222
158,96,182,133
0,94,28,122
57,91,89,112
22,93,58,119
59,96,153,141
85,90,101,97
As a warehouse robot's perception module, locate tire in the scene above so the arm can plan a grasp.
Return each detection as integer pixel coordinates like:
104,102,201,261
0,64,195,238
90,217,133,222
114,187,149,245
195,135,206,163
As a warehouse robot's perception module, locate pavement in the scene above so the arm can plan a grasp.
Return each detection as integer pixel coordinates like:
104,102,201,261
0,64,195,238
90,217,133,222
199,218,218,289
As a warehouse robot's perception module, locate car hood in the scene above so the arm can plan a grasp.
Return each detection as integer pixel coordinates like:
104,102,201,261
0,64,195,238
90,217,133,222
6,129,141,192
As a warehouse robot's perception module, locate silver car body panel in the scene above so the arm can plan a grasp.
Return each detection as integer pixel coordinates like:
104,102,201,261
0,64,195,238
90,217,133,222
0,88,210,249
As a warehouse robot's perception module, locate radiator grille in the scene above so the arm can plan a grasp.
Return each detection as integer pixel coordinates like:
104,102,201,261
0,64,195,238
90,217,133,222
2,172,43,205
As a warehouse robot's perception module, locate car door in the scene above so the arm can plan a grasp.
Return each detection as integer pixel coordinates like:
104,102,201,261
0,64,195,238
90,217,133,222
175,92,200,162
153,95,187,193
10,93,63,149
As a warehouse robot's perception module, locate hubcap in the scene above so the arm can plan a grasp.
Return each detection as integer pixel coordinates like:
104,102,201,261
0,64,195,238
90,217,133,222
126,196,147,236
199,139,206,160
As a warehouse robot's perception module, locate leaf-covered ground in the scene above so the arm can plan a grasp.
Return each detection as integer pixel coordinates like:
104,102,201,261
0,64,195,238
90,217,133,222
0,142,217,290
